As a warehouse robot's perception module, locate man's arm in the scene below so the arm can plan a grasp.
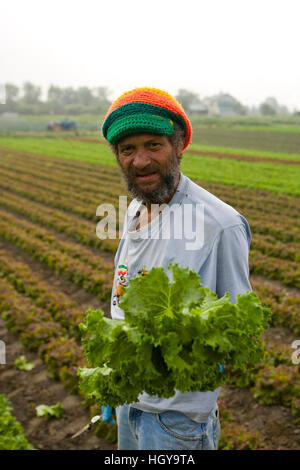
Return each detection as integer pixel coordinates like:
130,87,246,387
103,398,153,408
215,222,252,375
215,223,252,303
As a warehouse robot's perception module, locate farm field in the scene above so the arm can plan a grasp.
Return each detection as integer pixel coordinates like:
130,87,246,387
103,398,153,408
0,126,299,450
0,136,300,196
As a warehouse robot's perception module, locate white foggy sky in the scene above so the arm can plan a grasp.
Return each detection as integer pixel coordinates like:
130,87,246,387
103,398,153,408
1,0,300,110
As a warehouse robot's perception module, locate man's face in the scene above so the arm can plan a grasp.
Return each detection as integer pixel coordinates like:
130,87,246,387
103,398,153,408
116,133,180,204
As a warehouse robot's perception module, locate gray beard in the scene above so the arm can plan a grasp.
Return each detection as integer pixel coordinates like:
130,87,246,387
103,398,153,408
118,151,180,205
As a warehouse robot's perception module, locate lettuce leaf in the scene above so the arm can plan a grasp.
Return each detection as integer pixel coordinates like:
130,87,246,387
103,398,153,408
78,263,270,408
36,402,64,418
14,355,35,371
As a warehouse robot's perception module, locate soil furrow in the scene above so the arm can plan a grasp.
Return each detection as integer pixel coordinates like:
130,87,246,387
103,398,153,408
0,316,116,450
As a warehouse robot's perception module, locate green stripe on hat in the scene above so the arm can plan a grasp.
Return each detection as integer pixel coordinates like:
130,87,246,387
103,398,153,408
106,113,175,145
102,102,186,139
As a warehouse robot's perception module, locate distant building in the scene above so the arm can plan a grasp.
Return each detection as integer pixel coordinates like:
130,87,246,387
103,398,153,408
203,93,243,117
188,100,208,115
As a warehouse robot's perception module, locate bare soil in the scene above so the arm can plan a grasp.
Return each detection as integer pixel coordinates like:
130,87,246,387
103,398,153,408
0,318,117,450
219,323,300,450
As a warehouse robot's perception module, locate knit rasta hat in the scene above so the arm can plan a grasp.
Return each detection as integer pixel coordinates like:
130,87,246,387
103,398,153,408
102,87,192,150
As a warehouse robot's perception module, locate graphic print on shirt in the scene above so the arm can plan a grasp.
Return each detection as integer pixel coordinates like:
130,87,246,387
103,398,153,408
138,265,148,276
112,262,149,306
112,261,129,306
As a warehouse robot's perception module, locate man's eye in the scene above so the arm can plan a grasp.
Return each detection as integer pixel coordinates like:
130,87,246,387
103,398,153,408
121,147,133,154
150,143,160,149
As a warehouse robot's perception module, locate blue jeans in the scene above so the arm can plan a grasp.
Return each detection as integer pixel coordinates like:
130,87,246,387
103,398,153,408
116,404,220,450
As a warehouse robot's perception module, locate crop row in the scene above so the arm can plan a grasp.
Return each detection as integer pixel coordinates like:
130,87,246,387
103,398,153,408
1,186,299,290
1,146,300,223
0,258,117,443
0,167,118,208
3,136,300,196
199,179,300,220
0,174,108,223
1,151,300,248
250,279,300,336
2,159,299,237
1,187,299,314
1,176,299,303
1,236,299,338
2,145,300,220
3,164,299,244
0,190,119,254
1,167,299,257
0,151,121,184
0,210,113,301
0,146,121,184
0,394,35,450
250,233,300,262
5,145,300,212
249,219,300,244
0,160,125,201
0,208,113,274
0,277,99,431
0,250,86,339
0,146,122,187
0,169,126,235
0,277,69,351
2,189,300,273
249,250,300,289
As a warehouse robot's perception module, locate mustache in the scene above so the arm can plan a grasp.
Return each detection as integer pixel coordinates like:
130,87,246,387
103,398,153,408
129,166,161,178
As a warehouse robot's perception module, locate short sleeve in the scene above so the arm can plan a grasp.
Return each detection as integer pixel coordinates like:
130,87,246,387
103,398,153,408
215,223,252,304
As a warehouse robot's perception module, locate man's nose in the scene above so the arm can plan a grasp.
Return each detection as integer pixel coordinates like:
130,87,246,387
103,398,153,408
132,148,151,169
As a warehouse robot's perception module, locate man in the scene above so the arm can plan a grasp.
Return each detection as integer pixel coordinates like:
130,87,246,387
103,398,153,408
101,87,252,450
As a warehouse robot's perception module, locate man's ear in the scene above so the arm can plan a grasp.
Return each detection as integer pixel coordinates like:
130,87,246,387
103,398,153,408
176,140,185,159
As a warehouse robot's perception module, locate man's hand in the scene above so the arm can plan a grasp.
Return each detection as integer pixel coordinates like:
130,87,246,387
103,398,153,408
101,405,115,425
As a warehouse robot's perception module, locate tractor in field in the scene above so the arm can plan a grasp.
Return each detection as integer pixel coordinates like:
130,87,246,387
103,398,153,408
47,120,77,131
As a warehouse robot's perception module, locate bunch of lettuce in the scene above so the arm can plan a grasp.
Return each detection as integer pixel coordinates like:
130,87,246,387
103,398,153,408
78,263,270,408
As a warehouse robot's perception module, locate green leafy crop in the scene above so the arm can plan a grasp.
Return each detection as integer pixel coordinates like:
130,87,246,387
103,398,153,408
14,355,35,371
0,394,35,450
78,263,271,408
36,402,64,419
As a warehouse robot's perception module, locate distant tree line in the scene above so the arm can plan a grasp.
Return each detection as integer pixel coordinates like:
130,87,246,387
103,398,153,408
174,89,292,116
2,82,112,115
1,82,296,116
